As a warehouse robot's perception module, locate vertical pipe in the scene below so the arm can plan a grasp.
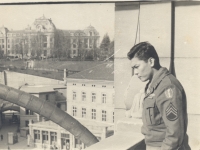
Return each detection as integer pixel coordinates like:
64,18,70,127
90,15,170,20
169,1,176,77
0,111,2,129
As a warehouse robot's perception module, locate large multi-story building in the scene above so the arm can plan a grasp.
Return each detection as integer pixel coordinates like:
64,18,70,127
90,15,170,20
0,15,100,58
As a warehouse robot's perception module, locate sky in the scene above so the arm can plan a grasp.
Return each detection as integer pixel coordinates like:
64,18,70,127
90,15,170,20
0,3,114,42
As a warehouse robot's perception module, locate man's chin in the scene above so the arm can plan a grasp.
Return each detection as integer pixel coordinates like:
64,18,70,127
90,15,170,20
139,78,147,82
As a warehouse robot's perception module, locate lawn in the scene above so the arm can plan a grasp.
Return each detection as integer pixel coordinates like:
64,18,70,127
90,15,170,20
0,59,108,80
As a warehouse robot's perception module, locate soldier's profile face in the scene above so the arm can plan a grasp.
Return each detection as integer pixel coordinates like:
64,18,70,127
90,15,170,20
131,57,153,82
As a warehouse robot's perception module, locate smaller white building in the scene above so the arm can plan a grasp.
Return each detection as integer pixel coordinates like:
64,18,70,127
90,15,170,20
66,62,114,124
29,118,112,150
19,84,66,137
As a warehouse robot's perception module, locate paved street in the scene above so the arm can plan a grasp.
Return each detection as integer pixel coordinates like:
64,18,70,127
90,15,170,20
0,116,34,150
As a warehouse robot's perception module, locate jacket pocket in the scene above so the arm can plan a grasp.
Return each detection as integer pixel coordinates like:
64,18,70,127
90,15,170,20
145,98,160,125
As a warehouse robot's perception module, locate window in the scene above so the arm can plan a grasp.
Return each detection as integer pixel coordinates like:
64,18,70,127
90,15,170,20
113,112,114,123
89,39,92,48
73,43,76,48
92,109,96,120
84,39,88,48
8,45,10,48
2,39,4,43
34,130,40,140
61,133,70,138
25,120,29,127
82,108,86,118
46,95,49,101
82,92,86,101
72,106,77,117
25,109,33,115
44,50,47,56
43,43,47,48
50,132,57,144
57,103,61,108
73,50,76,54
7,39,10,43
43,36,47,48
94,39,97,48
2,45,4,48
102,110,107,121
73,39,76,48
43,36,47,42
73,91,76,100
42,131,48,141
92,93,96,102
102,93,106,103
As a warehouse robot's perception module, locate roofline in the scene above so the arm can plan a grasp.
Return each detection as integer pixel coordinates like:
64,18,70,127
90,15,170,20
53,87,66,89
66,78,114,83
25,91,56,94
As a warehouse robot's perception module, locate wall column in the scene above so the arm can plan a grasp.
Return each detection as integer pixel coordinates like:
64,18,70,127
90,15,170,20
57,126,61,149
0,111,2,129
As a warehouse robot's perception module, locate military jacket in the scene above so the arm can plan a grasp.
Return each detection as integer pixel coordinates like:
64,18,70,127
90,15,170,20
141,67,190,150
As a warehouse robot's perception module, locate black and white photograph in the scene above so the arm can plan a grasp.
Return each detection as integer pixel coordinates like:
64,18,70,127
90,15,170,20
0,1,200,150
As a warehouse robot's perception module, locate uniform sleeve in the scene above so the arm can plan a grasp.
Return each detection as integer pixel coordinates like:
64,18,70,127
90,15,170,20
156,84,186,150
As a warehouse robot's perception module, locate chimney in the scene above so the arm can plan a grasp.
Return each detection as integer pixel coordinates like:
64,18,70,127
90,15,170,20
64,69,68,81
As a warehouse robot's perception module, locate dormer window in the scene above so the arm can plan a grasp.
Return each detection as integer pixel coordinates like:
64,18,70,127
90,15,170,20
46,94,49,101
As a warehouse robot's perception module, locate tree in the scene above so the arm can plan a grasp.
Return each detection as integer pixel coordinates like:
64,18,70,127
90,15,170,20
64,36,71,58
54,30,69,60
99,34,111,60
0,47,3,58
15,44,20,55
108,41,114,61
100,34,110,52
30,32,43,58
19,38,29,59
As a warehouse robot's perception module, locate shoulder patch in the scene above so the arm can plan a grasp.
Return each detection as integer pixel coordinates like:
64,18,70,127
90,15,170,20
165,88,173,99
166,103,178,121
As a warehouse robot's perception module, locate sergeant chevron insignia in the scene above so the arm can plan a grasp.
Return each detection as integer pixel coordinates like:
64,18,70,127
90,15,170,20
166,103,178,121
165,88,173,99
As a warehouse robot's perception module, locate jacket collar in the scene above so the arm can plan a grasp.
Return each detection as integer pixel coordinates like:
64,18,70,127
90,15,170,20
145,67,170,98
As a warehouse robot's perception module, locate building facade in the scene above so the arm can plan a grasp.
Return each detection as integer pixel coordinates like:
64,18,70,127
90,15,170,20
0,15,100,58
67,80,114,124
29,119,109,150
66,62,114,124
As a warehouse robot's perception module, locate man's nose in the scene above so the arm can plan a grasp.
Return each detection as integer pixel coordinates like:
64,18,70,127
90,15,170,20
134,70,138,76
132,68,138,76
132,68,134,76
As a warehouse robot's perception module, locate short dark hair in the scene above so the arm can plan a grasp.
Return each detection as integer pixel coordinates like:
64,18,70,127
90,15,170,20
127,42,160,67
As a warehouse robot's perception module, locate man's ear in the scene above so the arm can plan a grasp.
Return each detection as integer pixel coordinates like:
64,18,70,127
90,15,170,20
148,57,155,67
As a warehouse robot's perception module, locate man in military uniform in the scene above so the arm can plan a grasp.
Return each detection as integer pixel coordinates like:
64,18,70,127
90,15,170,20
127,42,191,150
